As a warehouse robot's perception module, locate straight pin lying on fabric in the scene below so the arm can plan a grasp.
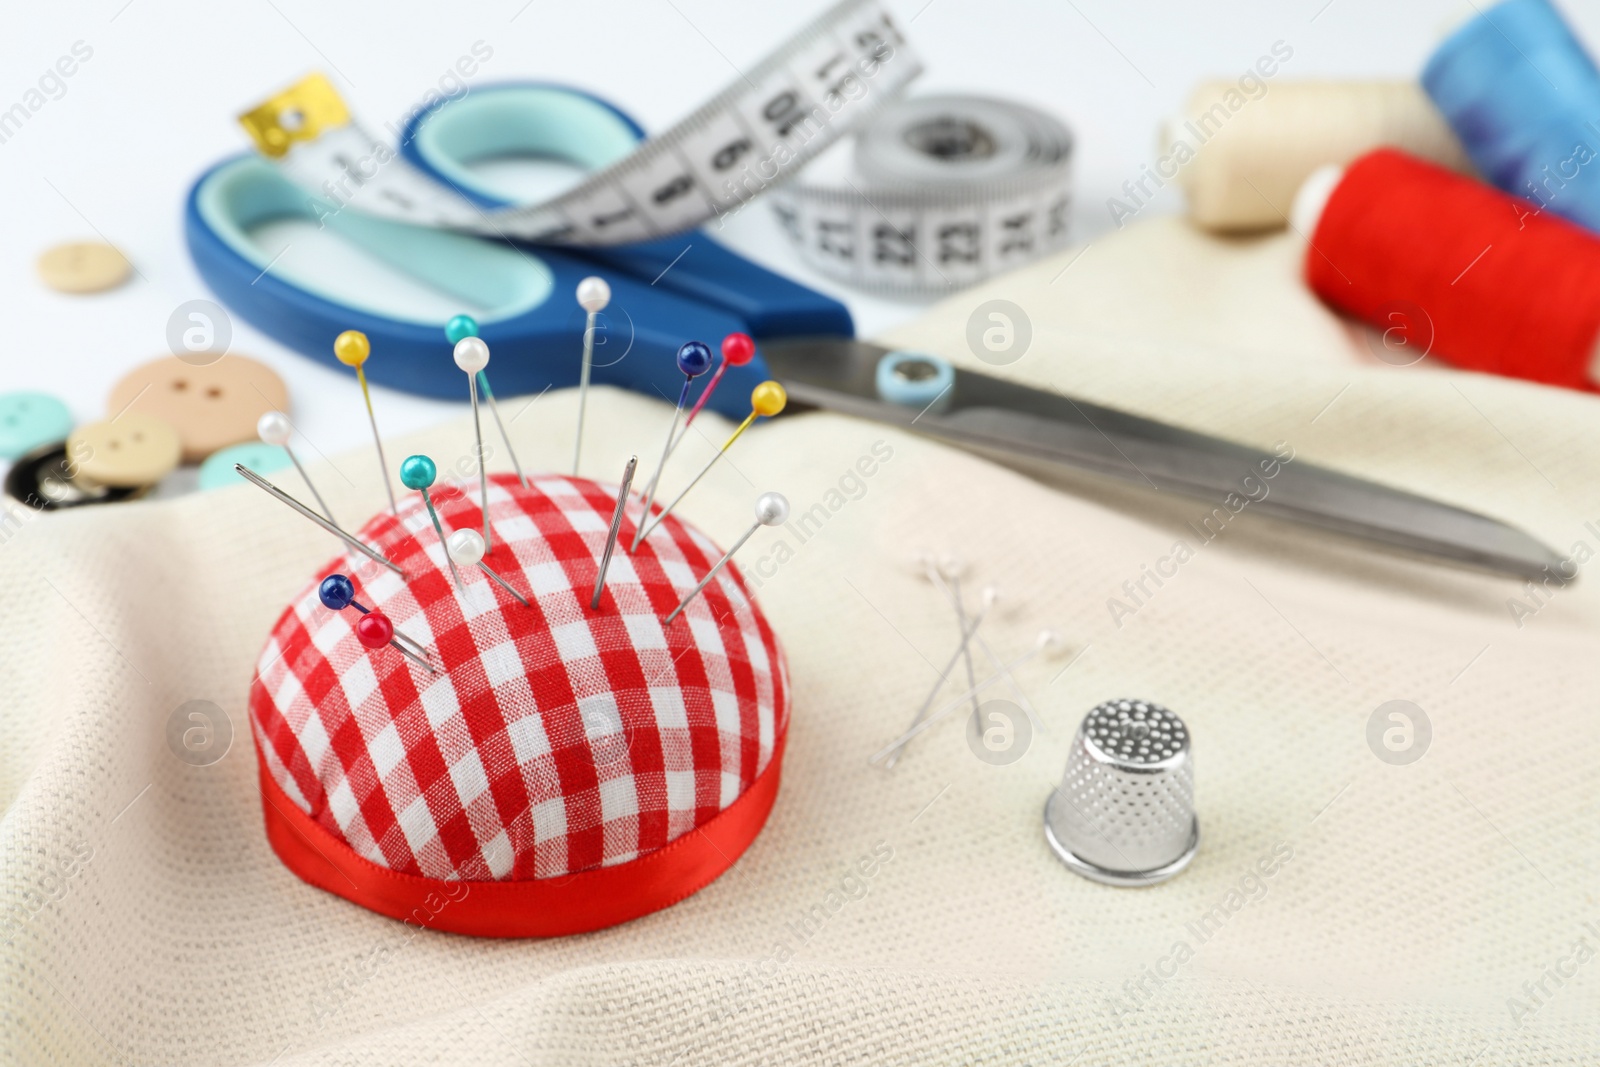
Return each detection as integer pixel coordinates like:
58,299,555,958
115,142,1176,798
926,555,981,731
592,455,638,610
318,573,435,671
634,381,787,550
447,529,530,607
235,463,405,578
333,330,398,515
573,276,610,475
399,454,464,592
448,315,528,490
256,411,335,525
452,334,495,550
869,631,1060,765
636,341,713,539
884,583,997,770
664,492,789,625
929,557,1045,732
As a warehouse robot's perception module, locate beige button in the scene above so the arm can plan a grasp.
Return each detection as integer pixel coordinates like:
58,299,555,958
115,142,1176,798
67,412,181,489
107,354,289,463
37,242,132,294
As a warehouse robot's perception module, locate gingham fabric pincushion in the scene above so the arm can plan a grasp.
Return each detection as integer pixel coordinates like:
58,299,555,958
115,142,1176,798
248,472,789,937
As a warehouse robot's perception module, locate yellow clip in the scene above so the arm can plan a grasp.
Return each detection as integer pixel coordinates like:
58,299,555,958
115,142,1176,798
238,73,350,158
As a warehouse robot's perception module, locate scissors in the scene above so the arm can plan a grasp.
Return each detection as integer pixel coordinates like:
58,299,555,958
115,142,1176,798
184,82,851,419
189,82,1558,577
760,339,1564,580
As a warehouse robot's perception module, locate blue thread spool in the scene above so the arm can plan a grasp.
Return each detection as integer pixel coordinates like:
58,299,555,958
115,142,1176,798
1423,0,1600,232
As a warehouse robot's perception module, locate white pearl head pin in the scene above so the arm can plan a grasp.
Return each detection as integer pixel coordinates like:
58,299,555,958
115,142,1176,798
446,527,487,566
257,410,292,446
755,491,790,526
453,337,490,374
576,276,611,312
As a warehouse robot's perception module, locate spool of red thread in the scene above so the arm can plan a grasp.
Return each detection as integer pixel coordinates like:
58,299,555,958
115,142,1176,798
1296,147,1600,390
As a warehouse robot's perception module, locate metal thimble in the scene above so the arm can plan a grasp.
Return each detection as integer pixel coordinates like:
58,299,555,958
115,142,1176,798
1044,698,1199,886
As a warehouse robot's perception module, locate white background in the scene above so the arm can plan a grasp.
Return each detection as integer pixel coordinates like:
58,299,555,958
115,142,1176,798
3,0,1572,464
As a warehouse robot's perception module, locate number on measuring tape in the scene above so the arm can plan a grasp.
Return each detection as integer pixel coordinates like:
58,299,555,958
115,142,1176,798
771,93,1074,294
240,0,924,247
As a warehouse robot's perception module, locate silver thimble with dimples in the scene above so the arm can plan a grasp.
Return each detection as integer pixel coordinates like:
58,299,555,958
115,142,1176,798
1044,699,1199,886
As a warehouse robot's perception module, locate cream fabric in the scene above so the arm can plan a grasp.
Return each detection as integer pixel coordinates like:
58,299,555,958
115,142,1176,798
5,216,1599,1065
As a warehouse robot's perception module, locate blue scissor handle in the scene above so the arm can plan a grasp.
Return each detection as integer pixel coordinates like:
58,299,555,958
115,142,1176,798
399,83,853,341
183,84,851,418
186,157,757,413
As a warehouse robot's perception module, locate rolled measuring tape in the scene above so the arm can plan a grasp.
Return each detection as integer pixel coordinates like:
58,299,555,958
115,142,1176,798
768,94,1074,293
238,0,921,246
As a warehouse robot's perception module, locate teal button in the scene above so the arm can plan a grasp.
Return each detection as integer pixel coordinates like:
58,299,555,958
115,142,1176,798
199,442,291,490
0,392,73,461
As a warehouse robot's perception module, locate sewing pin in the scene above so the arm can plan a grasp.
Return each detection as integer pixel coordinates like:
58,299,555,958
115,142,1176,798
870,631,1061,765
636,341,713,539
573,276,610,474
634,381,787,549
664,491,789,625
358,609,434,672
591,454,638,610
885,583,998,769
452,334,494,550
399,453,464,592
235,464,404,577
681,331,756,438
333,330,397,515
649,333,758,495
930,556,1044,732
446,528,530,607
447,315,527,490
318,573,433,665
255,411,335,525
927,555,980,727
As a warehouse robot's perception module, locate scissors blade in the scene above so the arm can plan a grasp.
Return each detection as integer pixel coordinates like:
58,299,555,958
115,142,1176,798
760,338,1563,581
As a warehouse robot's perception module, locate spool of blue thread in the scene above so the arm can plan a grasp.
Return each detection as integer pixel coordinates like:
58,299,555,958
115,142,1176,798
1423,0,1600,232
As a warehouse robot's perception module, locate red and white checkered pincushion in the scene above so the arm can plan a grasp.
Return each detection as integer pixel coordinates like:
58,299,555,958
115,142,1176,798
248,472,788,935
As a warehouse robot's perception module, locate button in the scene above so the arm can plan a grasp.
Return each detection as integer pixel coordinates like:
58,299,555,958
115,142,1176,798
198,442,290,490
66,412,181,489
4,444,143,510
106,354,289,463
36,242,132,294
0,392,73,461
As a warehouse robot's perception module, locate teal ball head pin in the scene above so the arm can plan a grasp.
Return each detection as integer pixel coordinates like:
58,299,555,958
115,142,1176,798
400,454,437,491
445,315,479,345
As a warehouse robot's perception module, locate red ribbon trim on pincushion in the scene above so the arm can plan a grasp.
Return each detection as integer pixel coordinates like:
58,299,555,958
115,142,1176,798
257,732,785,938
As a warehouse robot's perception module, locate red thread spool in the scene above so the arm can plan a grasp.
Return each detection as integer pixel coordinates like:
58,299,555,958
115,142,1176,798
1301,147,1600,390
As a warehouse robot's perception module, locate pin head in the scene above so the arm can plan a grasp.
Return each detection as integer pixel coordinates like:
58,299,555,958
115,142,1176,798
751,381,787,417
754,491,789,526
399,454,437,490
677,341,713,378
453,336,490,374
445,314,479,345
576,276,611,313
722,332,756,366
355,610,394,650
318,573,355,610
257,410,291,446
333,330,370,367
446,527,486,566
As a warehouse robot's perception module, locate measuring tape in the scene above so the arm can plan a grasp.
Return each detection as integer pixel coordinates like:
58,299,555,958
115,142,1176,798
769,94,1074,293
239,0,921,247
